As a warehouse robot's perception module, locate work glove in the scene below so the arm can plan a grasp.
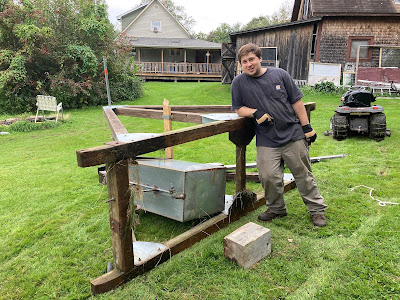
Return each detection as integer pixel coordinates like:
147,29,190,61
302,124,317,145
253,110,274,126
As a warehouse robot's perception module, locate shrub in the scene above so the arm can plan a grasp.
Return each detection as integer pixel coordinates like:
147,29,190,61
0,1,142,114
313,81,338,94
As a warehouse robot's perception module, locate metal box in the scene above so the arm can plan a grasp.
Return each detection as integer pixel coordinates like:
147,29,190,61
130,159,226,222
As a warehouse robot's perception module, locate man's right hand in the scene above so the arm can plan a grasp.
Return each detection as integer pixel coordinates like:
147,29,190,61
253,110,274,126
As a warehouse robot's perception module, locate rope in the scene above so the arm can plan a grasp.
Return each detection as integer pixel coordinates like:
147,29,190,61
350,185,399,206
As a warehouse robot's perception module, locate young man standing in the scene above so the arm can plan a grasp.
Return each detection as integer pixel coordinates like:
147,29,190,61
231,43,327,227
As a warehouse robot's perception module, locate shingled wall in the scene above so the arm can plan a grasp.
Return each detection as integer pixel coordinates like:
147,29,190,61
318,16,400,68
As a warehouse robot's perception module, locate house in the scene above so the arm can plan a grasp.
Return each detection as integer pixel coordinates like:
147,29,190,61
228,0,400,86
118,0,222,81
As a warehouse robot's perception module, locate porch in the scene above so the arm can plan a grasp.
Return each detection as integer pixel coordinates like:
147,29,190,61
137,62,223,81
130,38,223,82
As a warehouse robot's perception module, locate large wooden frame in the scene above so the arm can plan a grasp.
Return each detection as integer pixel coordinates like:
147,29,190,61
76,103,315,295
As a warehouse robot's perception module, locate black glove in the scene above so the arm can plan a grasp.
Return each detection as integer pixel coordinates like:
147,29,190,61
253,110,274,126
302,124,317,145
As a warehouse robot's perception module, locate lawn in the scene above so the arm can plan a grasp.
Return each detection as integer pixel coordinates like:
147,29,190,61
0,82,399,299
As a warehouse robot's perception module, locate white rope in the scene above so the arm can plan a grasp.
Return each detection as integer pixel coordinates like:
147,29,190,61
350,185,399,206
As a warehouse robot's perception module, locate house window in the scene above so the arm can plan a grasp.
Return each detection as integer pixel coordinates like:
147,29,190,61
260,47,277,67
151,20,161,32
346,36,374,61
303,0,309,18
170,49,181,56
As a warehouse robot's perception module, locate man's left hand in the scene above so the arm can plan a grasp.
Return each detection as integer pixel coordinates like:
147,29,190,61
302,124,317,145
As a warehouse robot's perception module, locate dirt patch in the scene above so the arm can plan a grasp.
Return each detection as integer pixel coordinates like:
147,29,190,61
0,116,55,126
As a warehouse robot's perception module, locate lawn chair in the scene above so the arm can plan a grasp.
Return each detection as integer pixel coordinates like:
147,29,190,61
35,95,63,123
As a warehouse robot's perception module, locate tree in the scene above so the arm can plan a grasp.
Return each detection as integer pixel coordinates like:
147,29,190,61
242,0,294,30
205,22,242,43
0,0,142,114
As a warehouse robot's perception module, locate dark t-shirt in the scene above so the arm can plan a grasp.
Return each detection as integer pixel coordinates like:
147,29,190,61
231,68,305,148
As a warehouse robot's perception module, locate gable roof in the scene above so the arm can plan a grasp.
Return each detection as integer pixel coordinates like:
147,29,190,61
292,0,400,21
230,18,321,39
119,0,191,37
116,1,150,20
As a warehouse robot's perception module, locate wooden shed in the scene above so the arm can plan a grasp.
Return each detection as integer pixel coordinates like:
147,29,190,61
228,0,400,84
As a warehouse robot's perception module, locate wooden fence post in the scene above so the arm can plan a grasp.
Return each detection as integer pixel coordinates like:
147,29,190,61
163,98,173,158
106,159,134,272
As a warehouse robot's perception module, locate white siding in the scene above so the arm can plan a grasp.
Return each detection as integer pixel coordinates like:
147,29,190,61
124,1,190,38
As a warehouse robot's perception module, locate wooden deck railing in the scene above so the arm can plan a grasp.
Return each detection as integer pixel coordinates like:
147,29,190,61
138,62,222,75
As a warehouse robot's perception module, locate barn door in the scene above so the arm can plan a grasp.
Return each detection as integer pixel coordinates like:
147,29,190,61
221,42,236,84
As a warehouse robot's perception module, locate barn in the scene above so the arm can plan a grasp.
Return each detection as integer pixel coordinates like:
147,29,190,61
226,0,400,86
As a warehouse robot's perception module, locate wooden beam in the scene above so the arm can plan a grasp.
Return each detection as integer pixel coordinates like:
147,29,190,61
103,108,128,141
120,105,233,114
116,107,203,123
106,159,134,272
226,171,260,182
163,99,173,158
304,102,316,122
235,146,247,193
77,118,246,168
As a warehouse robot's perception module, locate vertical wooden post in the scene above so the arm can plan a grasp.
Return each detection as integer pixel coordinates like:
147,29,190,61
184,49,187,74
161,49,164,73
163,99,173,158
235,145,246,194
355,46,360,83
206,51,210,74
106,159,134,272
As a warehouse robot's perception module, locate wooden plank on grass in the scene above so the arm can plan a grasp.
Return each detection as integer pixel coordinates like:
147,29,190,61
77,118,246,168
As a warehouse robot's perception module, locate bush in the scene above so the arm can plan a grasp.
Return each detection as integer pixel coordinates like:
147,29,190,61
0,1,142,114
313,81,338,94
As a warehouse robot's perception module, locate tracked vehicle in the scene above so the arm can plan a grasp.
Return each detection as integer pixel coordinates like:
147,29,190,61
330,88,387,141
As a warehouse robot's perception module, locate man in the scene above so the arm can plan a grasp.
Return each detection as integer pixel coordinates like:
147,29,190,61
231,43,327,227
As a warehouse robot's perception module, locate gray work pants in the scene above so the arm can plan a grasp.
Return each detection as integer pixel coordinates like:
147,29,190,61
256,139,327,214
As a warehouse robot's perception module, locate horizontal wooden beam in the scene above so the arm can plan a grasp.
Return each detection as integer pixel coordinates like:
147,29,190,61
77,118,246,168
116,107,203,123
226,171,260,182
122,105,233,114
104,108,128,141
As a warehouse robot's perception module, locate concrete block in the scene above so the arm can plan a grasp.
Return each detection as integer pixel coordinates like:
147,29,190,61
223,222,271,268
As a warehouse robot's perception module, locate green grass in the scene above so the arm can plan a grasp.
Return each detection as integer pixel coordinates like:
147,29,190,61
0,82,399,299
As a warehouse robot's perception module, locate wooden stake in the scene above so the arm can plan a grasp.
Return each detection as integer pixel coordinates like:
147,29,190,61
163,98,173,158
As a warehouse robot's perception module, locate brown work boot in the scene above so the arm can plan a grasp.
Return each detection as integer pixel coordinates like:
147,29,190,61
311,213,327,227
258,209,287,222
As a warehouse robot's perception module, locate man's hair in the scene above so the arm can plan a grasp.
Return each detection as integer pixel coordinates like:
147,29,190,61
238,43,262,63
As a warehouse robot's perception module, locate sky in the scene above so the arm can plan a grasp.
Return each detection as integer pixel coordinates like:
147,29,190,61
105,0,288,33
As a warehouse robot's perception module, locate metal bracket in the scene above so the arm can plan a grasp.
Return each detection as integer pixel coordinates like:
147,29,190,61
162,115,173,120
109,217,121,235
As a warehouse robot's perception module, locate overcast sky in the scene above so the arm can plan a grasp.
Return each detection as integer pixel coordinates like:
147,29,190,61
105,0,289,33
